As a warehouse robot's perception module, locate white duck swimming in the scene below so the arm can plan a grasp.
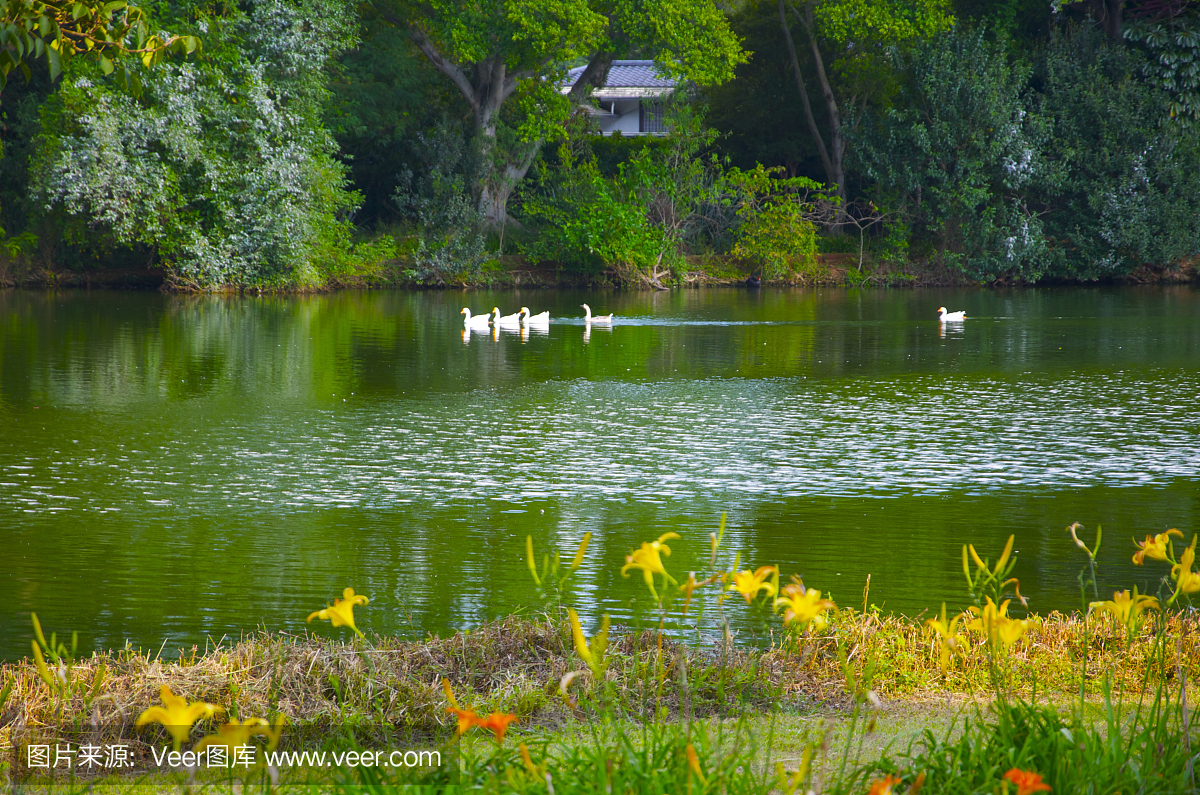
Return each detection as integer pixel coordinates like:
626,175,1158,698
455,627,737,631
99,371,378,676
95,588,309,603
493,307,522,329
461,307,492,330
581,303,613,323
519,306,550,326
937,306,967,322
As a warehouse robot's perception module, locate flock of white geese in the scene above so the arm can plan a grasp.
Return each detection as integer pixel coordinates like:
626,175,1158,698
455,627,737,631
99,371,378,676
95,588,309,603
461,303,613,332
461,303,965,339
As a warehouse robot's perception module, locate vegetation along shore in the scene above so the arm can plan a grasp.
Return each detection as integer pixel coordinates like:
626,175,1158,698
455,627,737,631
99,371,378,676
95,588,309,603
3,521,1198,792
0,0,1197,291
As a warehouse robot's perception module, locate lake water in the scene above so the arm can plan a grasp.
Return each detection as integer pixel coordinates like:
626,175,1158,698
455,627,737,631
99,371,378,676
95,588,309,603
1,286,1197,660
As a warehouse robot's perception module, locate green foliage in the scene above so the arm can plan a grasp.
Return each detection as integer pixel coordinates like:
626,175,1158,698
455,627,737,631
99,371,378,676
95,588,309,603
855,694,1199,795
1124,4,1200,122
848,27,1045,280
401,0,747,226
393,120,490,281
1030,24,1200,278
0,0,199,94
702,1,819,175
617,105,730,255
850,22,1200,281
326,22,457,226
521,144,671,276
726,164,824,278
30,0,361,289
814,0,954,43
732,201,817,279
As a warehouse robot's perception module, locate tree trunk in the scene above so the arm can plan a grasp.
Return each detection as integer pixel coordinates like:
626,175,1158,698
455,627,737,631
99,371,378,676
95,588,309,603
797,3,846,210
779,0,835,187
407,26,623,227
1088,0,1124,40
780,0,846,211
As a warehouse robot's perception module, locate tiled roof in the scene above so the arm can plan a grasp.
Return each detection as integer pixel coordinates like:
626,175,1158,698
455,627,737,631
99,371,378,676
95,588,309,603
564,60,675,90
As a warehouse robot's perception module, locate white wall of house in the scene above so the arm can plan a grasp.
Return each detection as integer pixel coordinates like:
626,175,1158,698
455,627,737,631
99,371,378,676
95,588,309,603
595,99,643,135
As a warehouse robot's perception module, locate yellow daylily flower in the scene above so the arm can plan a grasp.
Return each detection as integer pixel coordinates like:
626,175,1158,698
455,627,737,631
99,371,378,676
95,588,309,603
1133,528,1183,565
967,597,1029,649
1170,535,1200,602
729,565,779,604
620,532,680,599
568,608,609,677
136,685,224,751
994,615,1030,647
193,718,269,755
1089,588,1159,631
773,577,836,630
925,603,965,674
255,714,287,752
306,587,368,636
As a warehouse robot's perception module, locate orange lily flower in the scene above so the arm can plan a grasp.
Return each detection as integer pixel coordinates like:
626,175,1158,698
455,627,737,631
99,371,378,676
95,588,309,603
1133,528,1182,564
1003,767,1052,794
867,774,902,795
477,712,517,744
447,706,480,735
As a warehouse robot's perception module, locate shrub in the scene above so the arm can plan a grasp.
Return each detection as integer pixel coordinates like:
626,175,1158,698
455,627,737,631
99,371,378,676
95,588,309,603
731,199,817,279
30,0,360,290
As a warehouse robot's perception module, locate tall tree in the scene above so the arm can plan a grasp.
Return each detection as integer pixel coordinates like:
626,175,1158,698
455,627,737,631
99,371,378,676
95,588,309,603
379,0,746,225
777,0,952,207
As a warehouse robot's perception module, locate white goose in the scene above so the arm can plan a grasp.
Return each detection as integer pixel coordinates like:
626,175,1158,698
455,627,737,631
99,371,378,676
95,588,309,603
581,303,613,323
461,307,491,330
937,306,967,322
520,306,550,327
493,307,523,329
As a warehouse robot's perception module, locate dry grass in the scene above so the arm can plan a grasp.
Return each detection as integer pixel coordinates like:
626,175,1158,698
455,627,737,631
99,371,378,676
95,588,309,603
2,609,1197,765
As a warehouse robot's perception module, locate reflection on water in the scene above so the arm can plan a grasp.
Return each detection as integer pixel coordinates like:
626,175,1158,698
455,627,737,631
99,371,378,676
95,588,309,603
1,286,1198,659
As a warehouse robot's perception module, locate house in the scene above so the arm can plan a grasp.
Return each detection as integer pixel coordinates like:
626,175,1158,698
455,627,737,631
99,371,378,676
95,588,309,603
561,60,676,136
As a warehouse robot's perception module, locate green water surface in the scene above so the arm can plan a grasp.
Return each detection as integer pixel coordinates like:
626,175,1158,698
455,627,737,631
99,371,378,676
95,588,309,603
1,286,1197,660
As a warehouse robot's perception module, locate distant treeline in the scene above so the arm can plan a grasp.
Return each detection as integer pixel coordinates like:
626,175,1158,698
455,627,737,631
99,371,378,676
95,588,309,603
0,0,1197,290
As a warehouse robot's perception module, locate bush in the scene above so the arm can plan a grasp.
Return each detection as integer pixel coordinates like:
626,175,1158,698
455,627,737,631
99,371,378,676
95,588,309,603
30,0,360,290
847,27,1046,280
521,146,672,277
1029,24,1200,278
731,200,817,279
393,122,491,282
849,23,1200,281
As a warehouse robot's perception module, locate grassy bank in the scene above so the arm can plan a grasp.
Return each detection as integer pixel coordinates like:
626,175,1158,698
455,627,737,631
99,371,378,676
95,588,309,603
4,251,1198,292
2,610,1197,775
4,526,1199,792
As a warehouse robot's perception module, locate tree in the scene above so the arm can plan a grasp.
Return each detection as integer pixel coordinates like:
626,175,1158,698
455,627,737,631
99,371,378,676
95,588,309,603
0,0,199,98
777,0,953,207
848,27,1046,278
378,0,746,226
32,0,358,288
